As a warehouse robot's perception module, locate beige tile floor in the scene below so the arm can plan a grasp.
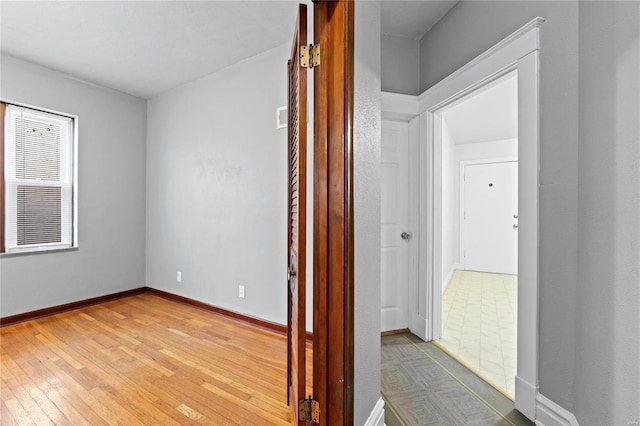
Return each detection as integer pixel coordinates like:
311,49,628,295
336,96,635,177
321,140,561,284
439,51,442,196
439,270,517,396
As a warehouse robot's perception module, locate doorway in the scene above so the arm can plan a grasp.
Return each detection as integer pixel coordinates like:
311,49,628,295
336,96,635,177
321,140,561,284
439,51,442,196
380,120,410,333
381,17,543,420
435,71,519,398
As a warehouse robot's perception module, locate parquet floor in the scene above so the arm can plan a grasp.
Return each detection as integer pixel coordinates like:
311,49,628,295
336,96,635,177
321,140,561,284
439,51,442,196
382,333,532,426
0,293,311,425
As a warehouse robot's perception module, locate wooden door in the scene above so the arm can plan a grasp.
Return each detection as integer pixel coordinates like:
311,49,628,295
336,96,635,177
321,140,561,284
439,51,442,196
380,120,410,332
313,1,354,424
463,161,518,274
287,1,354,423
287,4,307,424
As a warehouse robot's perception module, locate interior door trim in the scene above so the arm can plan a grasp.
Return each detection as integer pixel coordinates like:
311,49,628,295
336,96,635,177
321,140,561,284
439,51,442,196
312,1,355,424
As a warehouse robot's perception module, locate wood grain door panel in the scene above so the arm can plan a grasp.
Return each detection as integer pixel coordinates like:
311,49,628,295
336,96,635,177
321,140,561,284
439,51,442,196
287,4,307,424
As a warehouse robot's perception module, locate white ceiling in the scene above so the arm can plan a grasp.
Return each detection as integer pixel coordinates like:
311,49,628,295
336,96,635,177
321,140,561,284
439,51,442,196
1,1,300,99
0,1,457,100
381,0,457,39
442,72,518,145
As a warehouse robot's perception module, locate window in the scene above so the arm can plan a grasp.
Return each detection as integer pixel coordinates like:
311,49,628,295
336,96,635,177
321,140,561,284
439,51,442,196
1,102,77,253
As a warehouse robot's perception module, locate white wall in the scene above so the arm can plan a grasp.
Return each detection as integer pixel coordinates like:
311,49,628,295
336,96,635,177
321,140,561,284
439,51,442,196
441,120,458,290
0,55,147,316
354,1,383,424
381,34,420,96
145,43,313,328
456,139,518,163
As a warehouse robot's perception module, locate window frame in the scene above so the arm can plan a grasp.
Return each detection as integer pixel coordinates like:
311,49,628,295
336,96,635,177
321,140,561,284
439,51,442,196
1,101,78,254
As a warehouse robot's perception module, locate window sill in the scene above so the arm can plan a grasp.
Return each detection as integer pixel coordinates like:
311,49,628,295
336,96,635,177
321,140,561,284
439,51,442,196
1,246,78,257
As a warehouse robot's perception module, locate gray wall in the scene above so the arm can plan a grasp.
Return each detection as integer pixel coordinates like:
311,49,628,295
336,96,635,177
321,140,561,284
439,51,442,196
381,34,420,95
0,55,147,316
354,2,382,423
420,1,639,423
421,0,580,412
146,10,382,420
145,44,292,327
576,2,639,424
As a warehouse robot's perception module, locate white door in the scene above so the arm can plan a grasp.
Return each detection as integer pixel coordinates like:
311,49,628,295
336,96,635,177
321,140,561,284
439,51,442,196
380,120,410,332
463,161,518,275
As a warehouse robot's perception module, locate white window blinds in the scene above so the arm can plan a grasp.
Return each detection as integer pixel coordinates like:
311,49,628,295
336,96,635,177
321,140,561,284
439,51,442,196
4,105,75,252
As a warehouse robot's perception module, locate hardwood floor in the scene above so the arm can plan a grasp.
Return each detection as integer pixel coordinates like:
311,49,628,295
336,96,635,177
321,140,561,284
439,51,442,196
1,293,311,425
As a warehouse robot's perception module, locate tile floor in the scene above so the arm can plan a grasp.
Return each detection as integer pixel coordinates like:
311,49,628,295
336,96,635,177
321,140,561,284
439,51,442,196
439,270,517,396
382,333,532,426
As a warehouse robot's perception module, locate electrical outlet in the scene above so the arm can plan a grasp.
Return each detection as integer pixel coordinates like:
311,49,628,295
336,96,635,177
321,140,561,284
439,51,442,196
238,285,245,299
177,271,182,283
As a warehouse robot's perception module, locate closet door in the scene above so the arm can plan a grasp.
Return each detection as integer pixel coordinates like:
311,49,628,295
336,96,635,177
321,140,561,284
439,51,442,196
287,4,307,424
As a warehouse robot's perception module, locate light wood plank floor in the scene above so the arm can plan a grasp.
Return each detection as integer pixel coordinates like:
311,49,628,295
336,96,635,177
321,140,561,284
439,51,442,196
1,293,311,425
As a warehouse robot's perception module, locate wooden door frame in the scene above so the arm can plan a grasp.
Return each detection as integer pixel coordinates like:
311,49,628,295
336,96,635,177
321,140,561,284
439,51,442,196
312,0,355,424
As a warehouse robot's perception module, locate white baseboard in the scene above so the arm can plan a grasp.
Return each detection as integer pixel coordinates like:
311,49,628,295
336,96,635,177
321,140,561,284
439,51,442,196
535,393,579,426
515,375,537,421
364,396,385,426
441,264,461,293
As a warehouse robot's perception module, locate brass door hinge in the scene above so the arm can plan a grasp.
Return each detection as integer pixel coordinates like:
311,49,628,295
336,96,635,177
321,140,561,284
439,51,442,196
300,44,320,69
299,395,320,423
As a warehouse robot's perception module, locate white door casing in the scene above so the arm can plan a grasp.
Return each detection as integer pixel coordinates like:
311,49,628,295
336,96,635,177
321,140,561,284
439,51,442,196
381,17,543,421
463,160,518,275
380,120,410,332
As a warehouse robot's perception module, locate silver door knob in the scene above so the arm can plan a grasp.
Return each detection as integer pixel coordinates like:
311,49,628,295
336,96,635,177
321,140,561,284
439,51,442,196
401,232,410,240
